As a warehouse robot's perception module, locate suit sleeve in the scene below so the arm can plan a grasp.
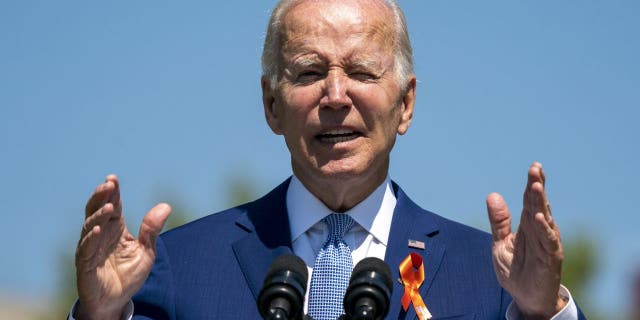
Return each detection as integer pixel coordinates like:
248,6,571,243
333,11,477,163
132,236,176,320
500,286,513,319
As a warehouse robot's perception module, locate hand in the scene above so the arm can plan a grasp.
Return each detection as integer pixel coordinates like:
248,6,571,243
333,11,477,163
74,175,171,320
486,163,566,319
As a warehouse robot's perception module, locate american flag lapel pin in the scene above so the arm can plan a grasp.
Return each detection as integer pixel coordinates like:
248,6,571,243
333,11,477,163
408,239,425,250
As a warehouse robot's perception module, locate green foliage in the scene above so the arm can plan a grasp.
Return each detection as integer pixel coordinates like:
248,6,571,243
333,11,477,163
225,176,257,207
149,187,194,232
163,205,192,231
561,233,600,319
562,234,597,299
49,251,77,319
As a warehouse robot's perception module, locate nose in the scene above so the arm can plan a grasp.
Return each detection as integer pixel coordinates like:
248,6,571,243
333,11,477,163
321,69,352,109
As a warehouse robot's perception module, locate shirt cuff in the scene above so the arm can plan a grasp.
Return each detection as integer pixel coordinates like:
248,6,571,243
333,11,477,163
506,285,578,320
68,300,134,320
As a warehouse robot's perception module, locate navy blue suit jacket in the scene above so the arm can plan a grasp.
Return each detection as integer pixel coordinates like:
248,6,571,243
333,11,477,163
131,179,583,319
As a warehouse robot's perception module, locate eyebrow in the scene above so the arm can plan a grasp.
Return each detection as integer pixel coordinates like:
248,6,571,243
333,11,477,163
288,53,386,73
294,57,320,68
349,57,382,70
293,56,382,68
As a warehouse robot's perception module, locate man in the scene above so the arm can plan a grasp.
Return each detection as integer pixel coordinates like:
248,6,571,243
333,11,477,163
73,0,584,319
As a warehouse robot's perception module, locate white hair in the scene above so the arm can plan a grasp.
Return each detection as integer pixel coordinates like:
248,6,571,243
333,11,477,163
261,0,414,90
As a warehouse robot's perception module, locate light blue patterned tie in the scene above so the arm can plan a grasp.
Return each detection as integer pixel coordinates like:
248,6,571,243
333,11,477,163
308,213,355,320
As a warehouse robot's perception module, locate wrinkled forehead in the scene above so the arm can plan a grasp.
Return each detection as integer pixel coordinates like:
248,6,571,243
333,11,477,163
280,0,396,58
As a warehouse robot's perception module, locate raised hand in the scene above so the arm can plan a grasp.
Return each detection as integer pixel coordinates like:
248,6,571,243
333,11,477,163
487,163,566,319
74,175,171,320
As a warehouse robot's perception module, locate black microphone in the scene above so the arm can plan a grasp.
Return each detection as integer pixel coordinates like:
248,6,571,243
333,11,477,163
257,254,309,320
343,257,393,320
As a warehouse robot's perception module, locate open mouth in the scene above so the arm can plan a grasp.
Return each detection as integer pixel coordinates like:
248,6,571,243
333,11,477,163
316,129,363,144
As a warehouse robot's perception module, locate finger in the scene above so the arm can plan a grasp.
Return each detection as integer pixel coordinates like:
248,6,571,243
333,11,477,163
533,212,561,253
531,178,553,224
529,178,555,232
81,202,116,238
84,175,119,218
523,165,551,224
486,192,512,242
530,162,544,185
531,163,554,222
544,202,555,229
84,181,114,218
523,164,543,207
106,175,122,219
138,203,172,250
76,225,103,265
537,162,546,186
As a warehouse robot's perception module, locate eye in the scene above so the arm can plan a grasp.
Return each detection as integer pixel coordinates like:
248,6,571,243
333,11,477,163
296,70,323,83
349,72,378,82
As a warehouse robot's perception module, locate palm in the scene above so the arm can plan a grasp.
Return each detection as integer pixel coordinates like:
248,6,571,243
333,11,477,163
487,163,564,318
75,175,170,319
80,226,149,304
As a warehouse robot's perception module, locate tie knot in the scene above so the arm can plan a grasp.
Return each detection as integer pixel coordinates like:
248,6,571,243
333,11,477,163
324,213,354,240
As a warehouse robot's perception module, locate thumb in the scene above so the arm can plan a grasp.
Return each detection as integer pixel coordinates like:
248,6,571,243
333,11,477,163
138,203,172,249
486,192,512,242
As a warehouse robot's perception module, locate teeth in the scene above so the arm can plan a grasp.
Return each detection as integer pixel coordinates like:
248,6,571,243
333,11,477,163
324,129,354,135
317,130,360,143
320,135,358,143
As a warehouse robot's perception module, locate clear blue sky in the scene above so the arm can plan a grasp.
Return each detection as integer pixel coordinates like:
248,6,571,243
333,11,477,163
1,0,638,315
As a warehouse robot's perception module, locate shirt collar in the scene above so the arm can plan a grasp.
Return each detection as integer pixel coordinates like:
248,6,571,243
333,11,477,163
286,175,397,246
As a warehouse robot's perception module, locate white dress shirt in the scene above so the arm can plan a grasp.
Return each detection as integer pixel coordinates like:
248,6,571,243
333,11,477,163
287,175,397,314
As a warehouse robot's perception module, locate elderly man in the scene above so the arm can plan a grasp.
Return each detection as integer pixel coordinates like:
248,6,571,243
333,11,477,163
73,0,584,319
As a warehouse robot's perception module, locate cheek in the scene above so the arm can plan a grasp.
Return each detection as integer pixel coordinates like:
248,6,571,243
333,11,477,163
277,87,324,139
283,85,323,112
350,86,401,130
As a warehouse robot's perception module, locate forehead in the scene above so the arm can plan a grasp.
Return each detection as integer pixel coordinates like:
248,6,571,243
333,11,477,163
280,0,396,61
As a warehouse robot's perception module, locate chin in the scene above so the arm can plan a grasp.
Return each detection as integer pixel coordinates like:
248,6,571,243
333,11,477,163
316,160,379,183
293,153,387,185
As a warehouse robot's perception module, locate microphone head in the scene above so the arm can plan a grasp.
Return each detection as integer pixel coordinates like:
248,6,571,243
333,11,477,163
258,254,308,320
343,257,393,320
350,257,393,290
264,253,309,288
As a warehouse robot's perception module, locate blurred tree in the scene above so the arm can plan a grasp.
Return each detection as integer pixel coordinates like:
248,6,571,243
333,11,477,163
632,270,640,320
151,191,193,232
224,175,258,207
49,251,77,320
561,233,602,319
562,234,596,301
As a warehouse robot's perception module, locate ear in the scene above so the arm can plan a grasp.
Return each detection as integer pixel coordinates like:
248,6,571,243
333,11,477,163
397,75,416,135
262,76,283,135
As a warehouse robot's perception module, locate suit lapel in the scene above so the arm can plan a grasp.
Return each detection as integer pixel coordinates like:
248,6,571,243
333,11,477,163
230,179,448,319
385,183,446,319
232,179,294,300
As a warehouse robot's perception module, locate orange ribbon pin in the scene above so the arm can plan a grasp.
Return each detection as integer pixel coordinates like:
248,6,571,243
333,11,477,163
399,252,432,320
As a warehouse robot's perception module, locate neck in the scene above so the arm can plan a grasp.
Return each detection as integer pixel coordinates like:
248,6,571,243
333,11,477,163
292,164,389,213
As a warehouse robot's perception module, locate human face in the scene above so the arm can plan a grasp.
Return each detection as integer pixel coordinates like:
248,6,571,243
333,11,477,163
263,0,415,197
